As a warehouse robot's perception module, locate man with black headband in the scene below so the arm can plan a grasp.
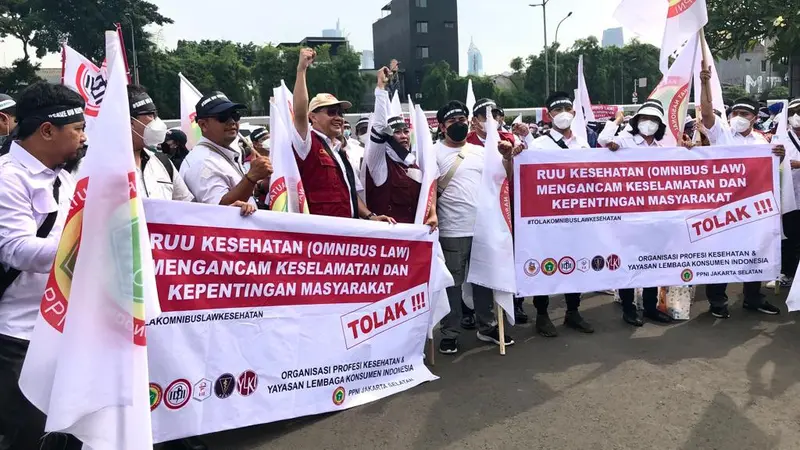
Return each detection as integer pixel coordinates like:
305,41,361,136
435,98,516,354
529,92,595,337
181,91,272,206
292,47,393,223
0,82,86,450
250,127,269,156
128,85,194,203
699,68,784,319
362,66,437,227
355,116,370,147
0,94,17,151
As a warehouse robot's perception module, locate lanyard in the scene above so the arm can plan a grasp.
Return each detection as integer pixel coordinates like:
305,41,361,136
196,142,244,177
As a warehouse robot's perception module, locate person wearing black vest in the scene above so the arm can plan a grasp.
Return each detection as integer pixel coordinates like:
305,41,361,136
0,82,86,450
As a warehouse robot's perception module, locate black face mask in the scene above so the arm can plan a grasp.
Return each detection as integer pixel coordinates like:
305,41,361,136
446,122,469,142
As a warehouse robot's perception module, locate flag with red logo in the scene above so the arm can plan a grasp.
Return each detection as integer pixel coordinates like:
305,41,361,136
614,0,708,74
466,108,516,326
62,44,107,136
647,34,699,146
179,73,203,149
20,31,160,449
269,81,309,214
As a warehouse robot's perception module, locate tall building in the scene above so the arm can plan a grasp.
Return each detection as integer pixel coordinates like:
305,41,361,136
361,50,375,70
467,38,483,76
322,20,344,38
602,27,624,48
372,0,459,100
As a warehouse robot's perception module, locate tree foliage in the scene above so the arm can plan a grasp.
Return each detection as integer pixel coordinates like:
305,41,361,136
705,0,800,60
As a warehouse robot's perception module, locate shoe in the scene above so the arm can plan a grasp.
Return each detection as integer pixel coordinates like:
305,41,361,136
743,299,781,315
172,437,208,450
536,314,558,337
564,311,594,333
439,338,458,354
598,289,616,296
514,304,529,324
767,275,792,289
476,327,515,346
460,314,476,330
622,309,643,327
643,308,674,323
710,305,731,319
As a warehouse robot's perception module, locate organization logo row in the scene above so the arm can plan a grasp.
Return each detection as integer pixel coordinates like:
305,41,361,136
150,370,259,411
524,255,621,277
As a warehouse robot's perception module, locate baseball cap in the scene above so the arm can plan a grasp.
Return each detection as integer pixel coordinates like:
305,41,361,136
165,129,187,146
0,94,16,115
308,93,352,112
195,91,246,119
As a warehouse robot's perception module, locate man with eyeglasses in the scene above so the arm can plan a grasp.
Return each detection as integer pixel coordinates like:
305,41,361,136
180,91,273,206
291,47,393,223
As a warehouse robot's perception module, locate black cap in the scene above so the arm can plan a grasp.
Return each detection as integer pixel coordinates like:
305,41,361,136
437,100,469,124
473,98,504,117
195,91,246,119
250,127,268,142
165,129,187,145
730,97,759,116
0,94,16,115
545,91,573,111
130,91,157,117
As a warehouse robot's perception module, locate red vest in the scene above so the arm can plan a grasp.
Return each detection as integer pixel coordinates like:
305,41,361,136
466,130,516,147
366,155,421,224
294,132,352,218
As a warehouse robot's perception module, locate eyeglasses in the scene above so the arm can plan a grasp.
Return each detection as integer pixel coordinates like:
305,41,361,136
323,107,344,117
215,110,242,123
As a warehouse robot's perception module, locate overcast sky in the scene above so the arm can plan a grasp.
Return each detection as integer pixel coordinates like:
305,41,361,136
0,0,658,74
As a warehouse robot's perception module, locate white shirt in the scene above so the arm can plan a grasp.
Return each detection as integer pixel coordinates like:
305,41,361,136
292,127,362,217
436,142,484,238
531,128,590,150
707,117,770,146
137,149,194,202
597,121,635,147
364,88,418,188
606,132,662,148
180,137,248,205
0,143,76,340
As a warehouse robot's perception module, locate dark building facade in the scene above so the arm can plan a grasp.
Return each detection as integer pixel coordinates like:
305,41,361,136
373,0,459,101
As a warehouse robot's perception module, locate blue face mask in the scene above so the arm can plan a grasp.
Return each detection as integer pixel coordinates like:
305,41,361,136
343,129,352,139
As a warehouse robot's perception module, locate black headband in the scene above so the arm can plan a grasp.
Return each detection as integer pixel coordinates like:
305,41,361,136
130,93,157,116
548,99,573,110
251,129,268,142
731,103,757,115
441,107,468,122
388,116,407,130
21,105,85,127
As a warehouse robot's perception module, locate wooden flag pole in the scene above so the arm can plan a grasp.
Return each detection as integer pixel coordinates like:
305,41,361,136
496,302,506,356
427,338,435,366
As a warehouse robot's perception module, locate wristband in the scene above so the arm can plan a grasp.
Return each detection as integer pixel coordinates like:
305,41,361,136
364,212,376,220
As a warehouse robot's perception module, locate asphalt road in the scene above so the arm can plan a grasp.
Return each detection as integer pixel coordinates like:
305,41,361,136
193,286,800,450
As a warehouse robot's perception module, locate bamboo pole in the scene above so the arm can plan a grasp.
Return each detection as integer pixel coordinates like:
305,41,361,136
496,303,506,356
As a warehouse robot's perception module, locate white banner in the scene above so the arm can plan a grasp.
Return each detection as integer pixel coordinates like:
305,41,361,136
514,145,781,296
62,44,107,135
142,200,443,442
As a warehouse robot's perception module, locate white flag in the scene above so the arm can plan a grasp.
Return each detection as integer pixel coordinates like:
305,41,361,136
647,33,699,146
466,79,476,119
512,114,523,125
62,44,107,136
573,88,589,146
20,31,159,450
179,73,203,149
466,107,516,325
390,89,403,118
576,55,596,122
693,32,727,126
770,101,798,217
614,0,707,74
270,81,309,214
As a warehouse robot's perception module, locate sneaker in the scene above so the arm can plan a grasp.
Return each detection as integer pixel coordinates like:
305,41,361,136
564,311,594,333
743,299,781,315
476,327,515,346
710,305,731,319
514,304,529,324
460,314,476,330
438,338,458,354
780,275,793,288
536,314,558,337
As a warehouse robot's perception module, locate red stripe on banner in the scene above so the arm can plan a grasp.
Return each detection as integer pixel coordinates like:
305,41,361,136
519,157,773,217
147,223,434,312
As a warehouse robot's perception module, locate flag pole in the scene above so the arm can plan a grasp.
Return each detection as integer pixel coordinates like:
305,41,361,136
496,302,506,356
426,338,435,366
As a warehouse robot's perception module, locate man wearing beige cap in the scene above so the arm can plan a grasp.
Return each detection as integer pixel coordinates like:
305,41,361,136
291,47,393,222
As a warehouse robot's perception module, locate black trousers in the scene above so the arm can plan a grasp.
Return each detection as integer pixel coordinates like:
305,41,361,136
532,293,581,314
0,334,81,450
618,287,658,312
781,211,800,277
705,282,762,308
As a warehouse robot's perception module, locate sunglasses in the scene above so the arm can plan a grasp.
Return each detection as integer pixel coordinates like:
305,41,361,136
214,110,242,123
318,107,344,118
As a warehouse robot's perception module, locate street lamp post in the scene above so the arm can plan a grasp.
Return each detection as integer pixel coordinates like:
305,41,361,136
530,1,550,95
553,11,572,91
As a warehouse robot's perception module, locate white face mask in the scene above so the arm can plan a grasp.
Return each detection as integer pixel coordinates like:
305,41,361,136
730,115,752,134
357,134,368,146
134,117,168,148
552,111,574,130
637,120,660,137
789,114,800,129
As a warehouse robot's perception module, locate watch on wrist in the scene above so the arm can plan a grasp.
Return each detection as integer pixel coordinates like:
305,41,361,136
365,212,377,220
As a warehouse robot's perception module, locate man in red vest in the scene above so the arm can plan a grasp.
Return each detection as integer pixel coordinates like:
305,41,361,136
464,98,529,324
362,66,438,227
291,47,394,223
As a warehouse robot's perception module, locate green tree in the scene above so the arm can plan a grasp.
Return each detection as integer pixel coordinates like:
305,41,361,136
705,0,800,60
419,61,457,110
